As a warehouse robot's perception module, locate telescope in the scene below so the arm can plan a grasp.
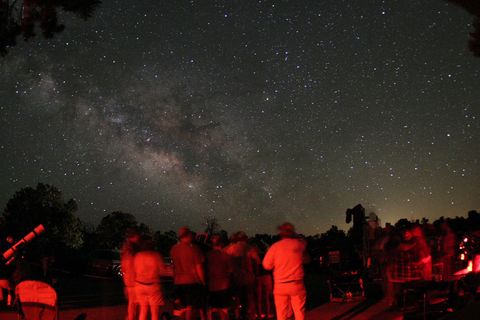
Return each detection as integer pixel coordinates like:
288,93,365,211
2,224,45,265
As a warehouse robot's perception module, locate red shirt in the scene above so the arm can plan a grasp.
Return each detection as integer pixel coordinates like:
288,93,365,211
170,242,205,285
133,250,167,284
207,248,233,291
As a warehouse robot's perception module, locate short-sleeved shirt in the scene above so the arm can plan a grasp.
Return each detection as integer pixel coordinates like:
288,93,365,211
224,242,260,286
134,250,167,284
207,249,233,291
170,242,205,285
121,252,136,287
262,238,306,284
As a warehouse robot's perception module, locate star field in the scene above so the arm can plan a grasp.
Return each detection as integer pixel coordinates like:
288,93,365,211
1,0,479,234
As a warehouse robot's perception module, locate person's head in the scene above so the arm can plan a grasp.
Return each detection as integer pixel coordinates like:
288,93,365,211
125,228,141,244
278,222,296,239
5,235,14,245
409,224,425,239
230,231,248,243
139,236,155,251
178,226,194,243
210,234,225,249
401,228,413,241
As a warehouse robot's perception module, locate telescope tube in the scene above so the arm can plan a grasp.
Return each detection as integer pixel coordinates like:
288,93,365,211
2,224,45,261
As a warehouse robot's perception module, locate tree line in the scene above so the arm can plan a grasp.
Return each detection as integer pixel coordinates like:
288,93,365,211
1,183,479,274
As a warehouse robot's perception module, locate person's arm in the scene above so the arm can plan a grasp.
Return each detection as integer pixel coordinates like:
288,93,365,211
195,263,206,285
169,246,176,277
194,247,206,285
303,250,311,264
262,246,275,270
157,253,173,277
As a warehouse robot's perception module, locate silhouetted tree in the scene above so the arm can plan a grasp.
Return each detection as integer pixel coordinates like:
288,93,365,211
446,0,480,57
95,211,141,250
153,230,177,257
0,0,101,56
394,218,412,230
2,183,84,251
203,215,220,236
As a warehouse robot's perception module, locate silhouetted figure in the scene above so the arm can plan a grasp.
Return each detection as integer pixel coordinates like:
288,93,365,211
439,222,456,280
385,224,431,308
410,225,432,280
0,235,15,307
346,204,367,267
263,223,309,320
170,227,206,320
255,240,274,319
206,234,233,320
373,224,394,296
224,231,260,320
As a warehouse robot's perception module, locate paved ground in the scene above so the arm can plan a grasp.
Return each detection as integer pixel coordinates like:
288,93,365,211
4,299,480,320
0,301,402,320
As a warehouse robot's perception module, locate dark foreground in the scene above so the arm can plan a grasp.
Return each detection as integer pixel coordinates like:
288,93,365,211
1,271,479,320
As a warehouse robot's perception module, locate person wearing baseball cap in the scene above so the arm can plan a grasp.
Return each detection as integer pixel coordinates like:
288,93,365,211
262,223,309,320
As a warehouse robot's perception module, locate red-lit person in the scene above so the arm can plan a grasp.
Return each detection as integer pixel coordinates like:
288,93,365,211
410,225,432,281
133,237,171,320
206,234,233,320
0,235,15,307
121,228,142,320
170,227,206,320
256,241,274,319
439,222,456,280
224,231,260,320
386,224,430,308
262,223,309,320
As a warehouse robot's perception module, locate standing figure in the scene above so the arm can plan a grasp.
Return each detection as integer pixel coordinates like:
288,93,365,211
0,266,10,308
206,235,233,320
170,227,206,320
0,235,15,307
255,241,274,319
439,222,456,280
121,228,142,320
134,237,170,320
224,231,260,320
262,223,308,320
385,225,430,308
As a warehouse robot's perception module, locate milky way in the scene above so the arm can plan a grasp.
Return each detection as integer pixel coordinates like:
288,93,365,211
1,0,479,234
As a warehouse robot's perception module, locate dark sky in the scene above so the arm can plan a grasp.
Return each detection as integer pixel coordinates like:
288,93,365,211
1,0,479,234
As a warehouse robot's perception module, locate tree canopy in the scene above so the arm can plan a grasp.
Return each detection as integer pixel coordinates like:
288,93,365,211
2,183,84,250
95,211,150,250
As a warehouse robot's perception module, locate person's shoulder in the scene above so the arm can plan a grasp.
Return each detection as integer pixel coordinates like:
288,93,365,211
170,242,181,253
268,240,282,250
278,237,304,246
133,250,146,261
191,243,204,254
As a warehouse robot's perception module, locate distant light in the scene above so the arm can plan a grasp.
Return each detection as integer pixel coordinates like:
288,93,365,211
464,237,468,243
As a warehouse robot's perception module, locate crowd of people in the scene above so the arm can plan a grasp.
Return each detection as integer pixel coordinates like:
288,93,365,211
120,222,309,320
2,212,479,319
369,220,477,310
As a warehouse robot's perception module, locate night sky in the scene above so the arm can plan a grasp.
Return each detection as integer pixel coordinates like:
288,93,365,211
1,0,479,234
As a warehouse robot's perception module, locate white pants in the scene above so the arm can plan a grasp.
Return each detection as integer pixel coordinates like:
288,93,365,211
273,281,306,320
